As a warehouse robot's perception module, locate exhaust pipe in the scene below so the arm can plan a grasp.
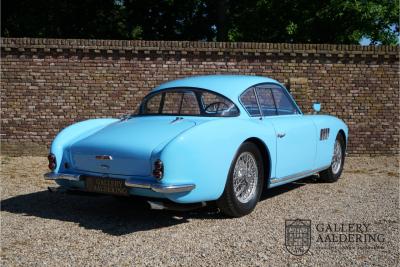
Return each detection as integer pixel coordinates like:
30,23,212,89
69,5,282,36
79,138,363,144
47,186,68,193
48,186,206,211
147,200,206,211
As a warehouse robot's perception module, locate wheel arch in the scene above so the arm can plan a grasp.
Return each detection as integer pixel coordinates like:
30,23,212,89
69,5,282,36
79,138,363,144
160,118,277,203
244,137,272,184
338,129,347,150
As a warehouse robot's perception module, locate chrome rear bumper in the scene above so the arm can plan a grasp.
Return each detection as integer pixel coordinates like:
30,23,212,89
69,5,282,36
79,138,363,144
124,179,195,193
44,172,195,194
44,172,81,181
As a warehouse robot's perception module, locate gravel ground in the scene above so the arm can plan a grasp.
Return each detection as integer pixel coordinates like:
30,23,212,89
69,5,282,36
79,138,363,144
1,156,399,266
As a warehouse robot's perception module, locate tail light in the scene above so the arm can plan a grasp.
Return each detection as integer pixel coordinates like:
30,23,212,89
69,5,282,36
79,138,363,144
152,159,163,180
48,153,56,170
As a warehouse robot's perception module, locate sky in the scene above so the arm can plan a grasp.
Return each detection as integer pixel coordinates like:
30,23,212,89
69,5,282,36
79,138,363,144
359,37,371,45
359,25,399,45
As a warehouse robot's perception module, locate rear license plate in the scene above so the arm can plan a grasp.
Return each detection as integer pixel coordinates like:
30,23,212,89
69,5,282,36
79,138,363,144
85,176,129,196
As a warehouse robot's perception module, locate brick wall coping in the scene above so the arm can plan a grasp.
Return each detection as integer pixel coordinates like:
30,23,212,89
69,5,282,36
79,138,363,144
1,38,399,57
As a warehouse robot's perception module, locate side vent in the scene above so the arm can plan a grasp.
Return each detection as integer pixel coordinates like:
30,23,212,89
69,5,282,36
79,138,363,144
320,128,330,140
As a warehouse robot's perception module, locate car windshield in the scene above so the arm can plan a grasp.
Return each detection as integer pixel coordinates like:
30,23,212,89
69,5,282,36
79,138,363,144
137,88,239,117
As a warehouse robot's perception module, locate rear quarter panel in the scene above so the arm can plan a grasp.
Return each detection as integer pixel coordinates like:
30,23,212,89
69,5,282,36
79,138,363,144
50,119,119,173
158,118,276,203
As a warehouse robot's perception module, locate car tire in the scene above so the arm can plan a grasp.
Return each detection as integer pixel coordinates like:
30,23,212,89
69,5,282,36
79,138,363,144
217,142,264,217
319,134,346,183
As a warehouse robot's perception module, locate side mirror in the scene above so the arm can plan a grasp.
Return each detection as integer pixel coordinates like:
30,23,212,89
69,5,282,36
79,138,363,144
312,102,321,113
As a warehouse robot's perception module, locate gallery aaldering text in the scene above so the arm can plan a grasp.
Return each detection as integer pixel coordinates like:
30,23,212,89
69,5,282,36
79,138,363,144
315,223,385,243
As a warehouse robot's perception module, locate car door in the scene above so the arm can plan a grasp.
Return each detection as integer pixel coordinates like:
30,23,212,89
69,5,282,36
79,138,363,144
255,84,317,181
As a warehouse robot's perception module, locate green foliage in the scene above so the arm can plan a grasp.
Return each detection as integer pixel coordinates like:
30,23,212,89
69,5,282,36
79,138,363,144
228,0,399,44
1,0,398,44
2,0,128,39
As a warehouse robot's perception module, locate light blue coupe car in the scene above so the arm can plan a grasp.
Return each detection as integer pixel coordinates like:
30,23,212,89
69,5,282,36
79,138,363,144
45,75,348,217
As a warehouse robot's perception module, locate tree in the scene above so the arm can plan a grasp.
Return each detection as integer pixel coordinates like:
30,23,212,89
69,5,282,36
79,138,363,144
1,0,398,44
123,0,216,40
227,0,399,44
1,0,127,39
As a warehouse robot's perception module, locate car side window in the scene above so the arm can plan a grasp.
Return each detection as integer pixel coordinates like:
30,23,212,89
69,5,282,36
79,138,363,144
270,86,299,115
255,87,277,116
145,93,162,113
240,88,261,116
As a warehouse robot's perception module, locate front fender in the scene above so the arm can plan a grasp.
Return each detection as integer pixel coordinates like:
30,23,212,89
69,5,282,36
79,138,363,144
310,115,349,168
158,118,276,203
50,118,118,173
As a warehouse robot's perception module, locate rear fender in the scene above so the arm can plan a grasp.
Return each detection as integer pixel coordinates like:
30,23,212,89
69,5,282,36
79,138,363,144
158,118,276,203
50,119,118,173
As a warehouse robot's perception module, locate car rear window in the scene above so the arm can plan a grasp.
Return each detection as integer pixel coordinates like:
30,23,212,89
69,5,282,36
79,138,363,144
139,88,239,117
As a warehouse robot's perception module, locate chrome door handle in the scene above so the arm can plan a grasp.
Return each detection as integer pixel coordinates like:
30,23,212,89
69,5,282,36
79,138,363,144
277,132,286,138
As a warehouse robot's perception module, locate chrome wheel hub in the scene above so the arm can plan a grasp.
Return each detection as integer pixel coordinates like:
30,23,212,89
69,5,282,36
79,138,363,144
332,140,342,175
233,152,258,203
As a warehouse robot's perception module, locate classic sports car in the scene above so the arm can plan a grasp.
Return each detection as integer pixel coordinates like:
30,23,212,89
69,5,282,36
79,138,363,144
45,75,348,217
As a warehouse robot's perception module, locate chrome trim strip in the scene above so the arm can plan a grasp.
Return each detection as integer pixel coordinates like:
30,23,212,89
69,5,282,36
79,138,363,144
253,87,263,118
44,172,81,181
125,179,195,194
238,87,262,118
270,165,331,184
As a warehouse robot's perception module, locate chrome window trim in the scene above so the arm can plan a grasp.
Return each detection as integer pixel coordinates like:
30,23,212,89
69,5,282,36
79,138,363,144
269,83,303,115
253,87,263,117
239,82,303,117
238,87,262,117
139,87,241,117
254,86,278,116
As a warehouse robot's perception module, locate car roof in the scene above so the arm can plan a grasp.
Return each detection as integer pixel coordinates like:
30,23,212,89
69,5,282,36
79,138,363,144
152,75,282,101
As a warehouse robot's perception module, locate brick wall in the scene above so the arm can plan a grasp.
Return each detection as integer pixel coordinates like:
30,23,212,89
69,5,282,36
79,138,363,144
1,38,399,156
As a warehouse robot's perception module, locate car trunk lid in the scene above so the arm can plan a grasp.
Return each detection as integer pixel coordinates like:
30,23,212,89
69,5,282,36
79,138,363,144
69,116,196,176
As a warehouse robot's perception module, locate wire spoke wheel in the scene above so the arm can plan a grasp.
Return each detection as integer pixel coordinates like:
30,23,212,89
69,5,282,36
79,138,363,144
233,152,258,203
319,134,346,183
217,142,264,217
331,139,343,175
